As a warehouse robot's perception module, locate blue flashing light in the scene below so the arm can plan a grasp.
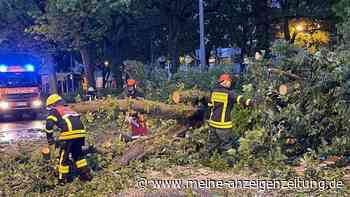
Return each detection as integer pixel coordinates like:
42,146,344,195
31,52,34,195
24,64,35,72
0,64,7,72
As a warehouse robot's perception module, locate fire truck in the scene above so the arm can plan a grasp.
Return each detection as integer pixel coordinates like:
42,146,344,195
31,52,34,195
0,53,43,119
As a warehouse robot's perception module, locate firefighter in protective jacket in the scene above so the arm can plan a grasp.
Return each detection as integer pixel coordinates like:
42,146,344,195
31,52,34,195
119,79,145,99
207,74,255,163
45,94,92,184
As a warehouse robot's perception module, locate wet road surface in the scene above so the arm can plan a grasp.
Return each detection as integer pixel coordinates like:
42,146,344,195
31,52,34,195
0,118,45,144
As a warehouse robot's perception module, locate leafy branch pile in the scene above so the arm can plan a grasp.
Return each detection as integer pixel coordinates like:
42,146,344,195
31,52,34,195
229,40,350,179
124,60,236,102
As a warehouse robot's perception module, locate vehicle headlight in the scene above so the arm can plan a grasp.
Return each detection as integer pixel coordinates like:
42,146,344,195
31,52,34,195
32,100,42,108
0,101,9,110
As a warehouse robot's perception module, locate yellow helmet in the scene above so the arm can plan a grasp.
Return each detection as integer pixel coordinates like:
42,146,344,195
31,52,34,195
46,94,63,107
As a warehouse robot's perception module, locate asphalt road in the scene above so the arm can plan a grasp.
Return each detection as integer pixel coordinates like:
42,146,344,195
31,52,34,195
0,117,45,144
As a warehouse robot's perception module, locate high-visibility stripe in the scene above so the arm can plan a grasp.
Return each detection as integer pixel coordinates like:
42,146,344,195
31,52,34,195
59,150,65,179
208,120,233,128
60,130,86,136
236,95,243,104
59,150,64,167
212,92,228,102
75,159,88,168
59,133,87,140
45,129,54,134
211,92,229,123
208,120,233,126
208,123,233,129
64,118,73,131
47,115,58,122
245,99,251,106
59,165,69,174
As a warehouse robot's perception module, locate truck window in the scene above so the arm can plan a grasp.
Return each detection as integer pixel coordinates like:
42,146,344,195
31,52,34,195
0,73,39,88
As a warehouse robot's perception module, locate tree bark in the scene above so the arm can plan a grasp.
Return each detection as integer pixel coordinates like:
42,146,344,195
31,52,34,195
205,44,213,66
109,44,123,88
70,98,198,120
117,124,189,166
80,46,95,88
105,15,127,88
172,90,209,104
281,1,291,42
44,54,58,94
168,15,180,74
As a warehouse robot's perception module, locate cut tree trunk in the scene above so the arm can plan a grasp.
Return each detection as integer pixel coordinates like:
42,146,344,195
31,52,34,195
69,98,198,120
279,83,301,96
172,90,210,104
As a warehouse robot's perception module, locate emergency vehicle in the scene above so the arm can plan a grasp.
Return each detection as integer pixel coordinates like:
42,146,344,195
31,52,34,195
0,53,43,119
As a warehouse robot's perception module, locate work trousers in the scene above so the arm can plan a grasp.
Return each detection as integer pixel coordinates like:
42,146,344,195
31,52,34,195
58,138,89,180
207,127,234,156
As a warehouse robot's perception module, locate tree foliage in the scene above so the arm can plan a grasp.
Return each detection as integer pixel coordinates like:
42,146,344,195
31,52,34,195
0,0,51,51
29,0,132,87
234,40,350,169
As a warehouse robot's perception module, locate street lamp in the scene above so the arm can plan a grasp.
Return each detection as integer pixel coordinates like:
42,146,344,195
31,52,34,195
199,0,206,71
104,61,109,67
296,24,304,32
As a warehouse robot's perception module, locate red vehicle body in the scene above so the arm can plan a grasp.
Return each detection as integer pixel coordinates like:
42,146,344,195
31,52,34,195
0,54,43,119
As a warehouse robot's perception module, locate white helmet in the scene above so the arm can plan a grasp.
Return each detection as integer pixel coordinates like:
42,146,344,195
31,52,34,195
88,87,95,92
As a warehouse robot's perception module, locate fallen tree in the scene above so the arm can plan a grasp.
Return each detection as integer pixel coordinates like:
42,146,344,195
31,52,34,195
69,98,208,165
70,98,198,120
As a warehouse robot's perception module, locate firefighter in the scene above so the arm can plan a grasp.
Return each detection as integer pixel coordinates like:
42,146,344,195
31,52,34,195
119,79,145,99
119,79,148,140
45,94,92,184
207,73,255,164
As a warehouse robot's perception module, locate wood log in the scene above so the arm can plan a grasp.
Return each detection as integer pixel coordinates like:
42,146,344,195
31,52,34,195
116,124,189,166
268,68,302,81
172,90,210,104
279,82,301,96
70,98,198,120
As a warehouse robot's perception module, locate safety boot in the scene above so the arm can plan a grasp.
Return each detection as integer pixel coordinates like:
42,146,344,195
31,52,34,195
79,169,93,182
57,172,74,186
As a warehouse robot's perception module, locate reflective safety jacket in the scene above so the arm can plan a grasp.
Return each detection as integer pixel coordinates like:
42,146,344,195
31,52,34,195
46,106,86,141
208,85,252,129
